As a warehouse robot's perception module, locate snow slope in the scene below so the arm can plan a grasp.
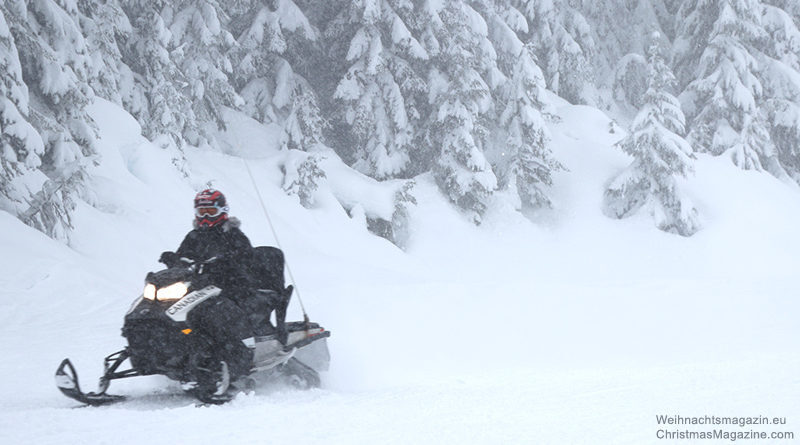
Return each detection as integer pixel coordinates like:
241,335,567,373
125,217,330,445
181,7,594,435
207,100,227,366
0,98,798,444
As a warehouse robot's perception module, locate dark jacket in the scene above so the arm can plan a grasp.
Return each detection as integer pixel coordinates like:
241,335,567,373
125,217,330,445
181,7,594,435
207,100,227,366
171,217,255,291
163,217,289,345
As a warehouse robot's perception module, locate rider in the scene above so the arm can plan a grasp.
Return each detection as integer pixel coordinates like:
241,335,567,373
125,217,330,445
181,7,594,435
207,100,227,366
160,188,288,334
159,189,261,381
160,188,254,290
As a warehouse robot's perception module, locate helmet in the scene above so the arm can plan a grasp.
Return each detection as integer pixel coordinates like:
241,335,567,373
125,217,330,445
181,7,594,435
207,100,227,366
194,189,229,229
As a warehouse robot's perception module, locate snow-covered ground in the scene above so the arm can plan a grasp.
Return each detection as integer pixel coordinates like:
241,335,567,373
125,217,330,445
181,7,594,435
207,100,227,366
0,98,798,444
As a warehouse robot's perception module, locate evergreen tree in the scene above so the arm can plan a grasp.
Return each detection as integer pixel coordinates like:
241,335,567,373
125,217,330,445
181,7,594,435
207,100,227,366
0,7,47,220
513,0,596,105
763,0,800,23
605,34,699,236
613,53,648,110
652,0,683,41
2,0,100,240
487,0,563,211
425,0,498,224
673,0,718,90
282,151,326,208
120,0,197,148
762,2,800,71
390,179,416,249
229,0,324,152
501,53,563,211
571,0,665,87
76,0,131,105
329,0,428,179
165,0,243,134
678,0,776,171
280,77,327,152
760,1,800,182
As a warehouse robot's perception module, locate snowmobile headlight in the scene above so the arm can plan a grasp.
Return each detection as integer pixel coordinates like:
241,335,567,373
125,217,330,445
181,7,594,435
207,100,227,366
154,282,189,301
143,284,156,300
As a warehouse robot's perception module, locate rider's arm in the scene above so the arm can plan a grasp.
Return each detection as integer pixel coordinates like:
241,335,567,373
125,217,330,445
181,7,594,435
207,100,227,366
175,231,199,260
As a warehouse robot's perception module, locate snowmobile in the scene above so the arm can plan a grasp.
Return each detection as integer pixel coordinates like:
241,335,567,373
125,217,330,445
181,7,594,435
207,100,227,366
54,247,330,405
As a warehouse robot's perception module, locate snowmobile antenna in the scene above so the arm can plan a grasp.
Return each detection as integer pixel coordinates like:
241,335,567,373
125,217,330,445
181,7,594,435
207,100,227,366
242,158,310,323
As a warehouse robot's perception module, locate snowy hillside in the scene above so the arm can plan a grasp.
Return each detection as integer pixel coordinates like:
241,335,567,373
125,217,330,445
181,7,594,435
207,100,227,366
7,0,800,243
1,96,798,444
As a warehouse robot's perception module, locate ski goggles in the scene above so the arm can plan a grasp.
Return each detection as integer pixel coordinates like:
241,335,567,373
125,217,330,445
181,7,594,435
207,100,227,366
195,206,224,217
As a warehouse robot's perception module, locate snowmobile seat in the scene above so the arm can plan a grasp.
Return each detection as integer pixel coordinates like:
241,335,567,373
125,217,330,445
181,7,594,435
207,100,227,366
247,246,285,293
243,246,291,338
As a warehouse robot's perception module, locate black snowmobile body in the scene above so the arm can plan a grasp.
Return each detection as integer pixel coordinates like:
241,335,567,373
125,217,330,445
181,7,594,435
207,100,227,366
55,248,330,405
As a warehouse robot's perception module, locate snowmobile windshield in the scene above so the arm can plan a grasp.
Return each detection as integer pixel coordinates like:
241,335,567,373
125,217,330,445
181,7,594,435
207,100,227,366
145,267,194,289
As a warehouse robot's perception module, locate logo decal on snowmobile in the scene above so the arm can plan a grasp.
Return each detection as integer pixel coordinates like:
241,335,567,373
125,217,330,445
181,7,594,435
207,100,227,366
166,286,221,322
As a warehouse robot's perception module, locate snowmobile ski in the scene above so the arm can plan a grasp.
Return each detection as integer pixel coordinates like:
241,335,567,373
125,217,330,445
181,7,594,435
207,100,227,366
55,359,127,406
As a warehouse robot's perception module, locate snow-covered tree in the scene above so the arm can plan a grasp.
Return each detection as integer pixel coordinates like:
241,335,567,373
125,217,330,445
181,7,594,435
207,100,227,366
513,0,596,105
613,53,649,110
390,179,416,249
75,0,131,104
678,0,776,171
673,0,718,90
484,0,562,211
763,0,800,24
120,0,197,148
164,0,243,134
2,0,100,240
652,0,683,41
328,0,428,179
605,34,700,236
280,78,327,152
571,0,665,88
425,0,498,223
282,151,326,208
231,0,325,152
762,0,800,74
0,7,47,219
760,1,800,181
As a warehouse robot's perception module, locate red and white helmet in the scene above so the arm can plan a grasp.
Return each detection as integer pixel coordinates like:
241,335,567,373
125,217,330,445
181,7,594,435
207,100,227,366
194,189,229,229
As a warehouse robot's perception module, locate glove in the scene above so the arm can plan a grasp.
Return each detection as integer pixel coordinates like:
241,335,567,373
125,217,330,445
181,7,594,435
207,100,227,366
159,251,178,266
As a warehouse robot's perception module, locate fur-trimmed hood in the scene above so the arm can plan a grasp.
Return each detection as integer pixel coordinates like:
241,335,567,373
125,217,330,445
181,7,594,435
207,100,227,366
193,216,241,232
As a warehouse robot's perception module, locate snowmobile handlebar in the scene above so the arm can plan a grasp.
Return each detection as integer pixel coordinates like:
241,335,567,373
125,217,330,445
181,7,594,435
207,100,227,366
159,251,230,271
192,256,230,275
